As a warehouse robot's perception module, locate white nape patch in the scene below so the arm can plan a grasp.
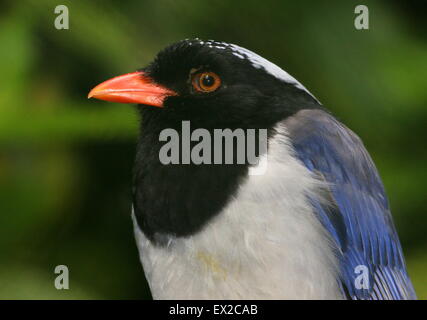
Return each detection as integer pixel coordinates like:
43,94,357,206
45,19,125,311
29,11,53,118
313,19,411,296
133,124,342,299
194,40,318,101
231,51,245,60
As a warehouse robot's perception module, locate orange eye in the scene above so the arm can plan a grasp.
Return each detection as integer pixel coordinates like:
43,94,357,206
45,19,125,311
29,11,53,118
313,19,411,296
192,71,221,93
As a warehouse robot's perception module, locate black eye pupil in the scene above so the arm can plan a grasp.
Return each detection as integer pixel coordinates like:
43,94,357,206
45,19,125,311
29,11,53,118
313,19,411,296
201,75,215,87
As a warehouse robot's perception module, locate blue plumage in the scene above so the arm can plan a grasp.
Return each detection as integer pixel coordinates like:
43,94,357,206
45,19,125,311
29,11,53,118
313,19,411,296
286,109,416,300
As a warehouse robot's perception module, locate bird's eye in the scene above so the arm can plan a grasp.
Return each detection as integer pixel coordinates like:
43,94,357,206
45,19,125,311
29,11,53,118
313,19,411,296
192,72,221,93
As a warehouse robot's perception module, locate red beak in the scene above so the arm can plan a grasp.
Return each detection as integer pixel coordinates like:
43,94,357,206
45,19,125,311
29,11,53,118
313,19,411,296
88,71,176,107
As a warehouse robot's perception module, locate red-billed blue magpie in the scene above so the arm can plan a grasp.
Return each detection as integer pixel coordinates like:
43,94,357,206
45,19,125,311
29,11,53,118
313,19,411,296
88,39,416,299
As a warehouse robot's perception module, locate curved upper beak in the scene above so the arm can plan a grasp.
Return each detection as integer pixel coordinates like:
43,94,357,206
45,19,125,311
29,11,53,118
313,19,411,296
88,71,176,107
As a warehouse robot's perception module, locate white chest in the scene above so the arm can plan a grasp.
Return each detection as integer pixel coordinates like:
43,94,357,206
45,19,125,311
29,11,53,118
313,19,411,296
133,128,343,299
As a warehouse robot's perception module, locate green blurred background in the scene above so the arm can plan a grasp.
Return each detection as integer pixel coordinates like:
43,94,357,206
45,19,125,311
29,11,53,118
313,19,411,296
0,0,426,299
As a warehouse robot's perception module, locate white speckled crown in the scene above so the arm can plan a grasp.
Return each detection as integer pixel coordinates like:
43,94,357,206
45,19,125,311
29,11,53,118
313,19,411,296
187,39,318,101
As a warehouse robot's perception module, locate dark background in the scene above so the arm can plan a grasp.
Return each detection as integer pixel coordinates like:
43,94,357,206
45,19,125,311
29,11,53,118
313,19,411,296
0,0,426,299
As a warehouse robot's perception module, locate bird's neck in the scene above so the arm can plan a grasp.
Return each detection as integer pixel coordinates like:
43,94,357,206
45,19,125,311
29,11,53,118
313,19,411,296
132,98,321,244
133,111,254,244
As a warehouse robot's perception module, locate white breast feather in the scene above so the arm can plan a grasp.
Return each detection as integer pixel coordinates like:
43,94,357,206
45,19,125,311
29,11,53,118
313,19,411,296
133,125,343,299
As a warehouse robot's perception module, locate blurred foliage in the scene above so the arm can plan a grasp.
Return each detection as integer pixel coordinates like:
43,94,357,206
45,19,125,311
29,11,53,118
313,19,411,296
0,0,426,299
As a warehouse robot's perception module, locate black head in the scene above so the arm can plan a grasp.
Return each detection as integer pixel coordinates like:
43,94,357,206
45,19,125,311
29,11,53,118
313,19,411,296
142,39,319,129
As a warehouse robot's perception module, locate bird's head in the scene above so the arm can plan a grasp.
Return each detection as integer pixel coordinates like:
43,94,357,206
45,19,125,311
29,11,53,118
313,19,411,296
88,39,319,129
88,39,322,239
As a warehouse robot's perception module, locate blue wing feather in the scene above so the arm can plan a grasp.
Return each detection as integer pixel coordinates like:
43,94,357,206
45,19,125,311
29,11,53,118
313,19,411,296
285,109,416,300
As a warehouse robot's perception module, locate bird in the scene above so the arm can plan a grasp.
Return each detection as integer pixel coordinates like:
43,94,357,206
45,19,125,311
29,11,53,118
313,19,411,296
88,39,417,300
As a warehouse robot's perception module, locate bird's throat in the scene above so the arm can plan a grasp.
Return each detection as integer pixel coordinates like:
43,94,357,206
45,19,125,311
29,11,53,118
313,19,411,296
132,113,256,244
